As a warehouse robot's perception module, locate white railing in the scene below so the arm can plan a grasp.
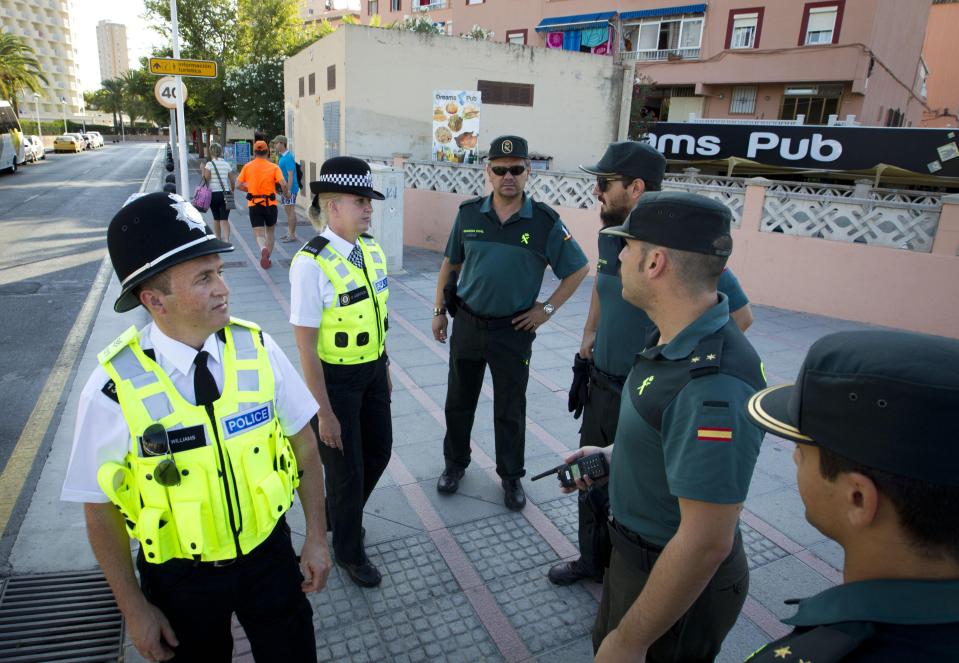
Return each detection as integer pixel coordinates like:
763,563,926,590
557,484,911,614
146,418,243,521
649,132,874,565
411,0,447,11
623,47,700,62
761,192,940,252
399,160,943,251
686,114,806,125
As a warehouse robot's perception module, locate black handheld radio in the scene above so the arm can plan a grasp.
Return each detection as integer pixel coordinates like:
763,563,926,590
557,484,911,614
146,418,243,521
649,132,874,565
530,453,609,488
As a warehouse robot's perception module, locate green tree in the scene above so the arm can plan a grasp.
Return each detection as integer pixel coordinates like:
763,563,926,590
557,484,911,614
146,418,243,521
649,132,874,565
629,73,658,140
100,78,126,134
224,57,284,137
0,32,49,114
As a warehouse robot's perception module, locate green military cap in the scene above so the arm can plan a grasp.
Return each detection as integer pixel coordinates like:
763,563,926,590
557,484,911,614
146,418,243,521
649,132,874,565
601,191,732,256
580,141,666,190
747,330,959,486
488,135,528,160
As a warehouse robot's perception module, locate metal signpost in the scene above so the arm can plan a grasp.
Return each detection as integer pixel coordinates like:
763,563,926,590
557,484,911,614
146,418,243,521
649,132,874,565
154,76,189,194
147,1,218,197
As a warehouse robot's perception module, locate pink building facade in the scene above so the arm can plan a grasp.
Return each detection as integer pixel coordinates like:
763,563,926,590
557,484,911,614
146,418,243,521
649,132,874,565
921,0,959,128
360,0,931,127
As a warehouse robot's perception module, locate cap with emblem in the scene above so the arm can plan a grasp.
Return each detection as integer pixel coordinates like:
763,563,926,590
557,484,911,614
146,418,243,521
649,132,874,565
488,135,528,161
107,192,234,313
309,156,385,202
601,191,732,256
746,330,959,486
579,141,666,191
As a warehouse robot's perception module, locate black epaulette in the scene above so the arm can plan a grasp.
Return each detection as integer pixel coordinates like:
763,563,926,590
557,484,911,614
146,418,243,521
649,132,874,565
689,334,723,378
299,235,330,256
458,195,486,208
101,379,118,403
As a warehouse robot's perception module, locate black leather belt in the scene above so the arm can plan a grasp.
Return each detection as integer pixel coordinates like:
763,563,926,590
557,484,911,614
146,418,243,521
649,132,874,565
455,304,526,331
610,518,663,553
589,364,626,395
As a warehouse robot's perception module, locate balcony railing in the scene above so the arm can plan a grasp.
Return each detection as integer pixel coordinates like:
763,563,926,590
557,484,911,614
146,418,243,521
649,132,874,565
623,47,700,62
411,0,447,11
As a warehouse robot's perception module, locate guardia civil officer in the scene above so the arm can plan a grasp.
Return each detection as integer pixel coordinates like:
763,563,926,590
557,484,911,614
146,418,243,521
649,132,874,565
60,192,330,662
743,330,959,661
290,157,392,588
432,135,589,510
561,192,766,662
550,141,754,586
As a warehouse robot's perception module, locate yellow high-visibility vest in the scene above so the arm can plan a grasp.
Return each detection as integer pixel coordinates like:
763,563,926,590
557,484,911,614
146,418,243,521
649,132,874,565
96,318,299,563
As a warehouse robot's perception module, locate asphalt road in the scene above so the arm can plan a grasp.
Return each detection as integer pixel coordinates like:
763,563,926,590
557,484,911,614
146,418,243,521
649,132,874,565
0,141,161,500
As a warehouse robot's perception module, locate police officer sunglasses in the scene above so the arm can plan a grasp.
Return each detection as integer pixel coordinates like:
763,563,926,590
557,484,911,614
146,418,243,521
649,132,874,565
141,423,181,487
595,176,627,192
490,165,527,177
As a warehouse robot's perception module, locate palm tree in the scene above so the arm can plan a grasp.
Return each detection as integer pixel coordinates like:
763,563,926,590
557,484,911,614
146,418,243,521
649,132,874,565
100,78,124,134
0,32,48,114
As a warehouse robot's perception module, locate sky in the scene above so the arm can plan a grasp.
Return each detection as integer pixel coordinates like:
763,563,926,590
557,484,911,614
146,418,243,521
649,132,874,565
70,0,165,91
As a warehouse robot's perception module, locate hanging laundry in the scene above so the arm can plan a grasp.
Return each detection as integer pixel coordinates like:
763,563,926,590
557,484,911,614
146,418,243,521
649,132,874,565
562,30,582,51
546,32,564,48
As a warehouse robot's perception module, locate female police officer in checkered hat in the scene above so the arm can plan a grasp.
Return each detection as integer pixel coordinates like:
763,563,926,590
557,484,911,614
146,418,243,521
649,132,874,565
60,191,331,661
289,157,394,587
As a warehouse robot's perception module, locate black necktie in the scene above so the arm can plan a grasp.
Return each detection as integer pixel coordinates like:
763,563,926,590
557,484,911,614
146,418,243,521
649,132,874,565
193,350,220,407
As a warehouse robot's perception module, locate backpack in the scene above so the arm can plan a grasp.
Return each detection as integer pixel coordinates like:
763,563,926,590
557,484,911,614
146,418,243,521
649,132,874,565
295,162,304,190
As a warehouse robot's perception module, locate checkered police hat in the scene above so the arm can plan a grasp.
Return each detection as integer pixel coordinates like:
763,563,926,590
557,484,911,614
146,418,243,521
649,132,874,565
309,156,385,201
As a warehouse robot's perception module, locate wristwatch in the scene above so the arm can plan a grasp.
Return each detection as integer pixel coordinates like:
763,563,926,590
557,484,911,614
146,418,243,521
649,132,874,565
543,302,555,316
433,306,446,316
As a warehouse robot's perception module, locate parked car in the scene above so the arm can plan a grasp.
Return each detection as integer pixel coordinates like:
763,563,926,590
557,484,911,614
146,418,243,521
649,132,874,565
65,133,86,150
86,131,104,148
24,135,44,162
54,135,82,153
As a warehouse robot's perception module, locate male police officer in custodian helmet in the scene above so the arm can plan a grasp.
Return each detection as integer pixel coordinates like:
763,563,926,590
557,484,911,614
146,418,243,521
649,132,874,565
744,330,959,661
61,192,330,662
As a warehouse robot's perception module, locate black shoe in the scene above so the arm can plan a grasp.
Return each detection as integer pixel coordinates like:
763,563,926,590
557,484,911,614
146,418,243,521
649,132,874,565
437,468,465,494
547,559,599,586
337,557,382,588
502,478,526,510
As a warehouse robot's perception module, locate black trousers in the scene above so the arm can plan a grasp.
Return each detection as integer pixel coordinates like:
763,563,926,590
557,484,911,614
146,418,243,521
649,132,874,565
136,520,316,663
443,313,535,479
315,354,392,565
593,522,749,662
576,371,623,574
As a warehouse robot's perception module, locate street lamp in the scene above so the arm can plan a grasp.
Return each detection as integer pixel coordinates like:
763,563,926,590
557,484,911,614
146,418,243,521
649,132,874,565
59,96,67,134
33,93,41,141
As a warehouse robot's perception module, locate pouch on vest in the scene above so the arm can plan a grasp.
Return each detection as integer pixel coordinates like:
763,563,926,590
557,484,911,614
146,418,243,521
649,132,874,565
138,507,181,563
97,462,139,536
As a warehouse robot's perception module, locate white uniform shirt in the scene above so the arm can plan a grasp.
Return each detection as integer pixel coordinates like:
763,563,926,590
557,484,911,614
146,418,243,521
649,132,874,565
204,158,233,192
60,323,318,503
289,227,360,329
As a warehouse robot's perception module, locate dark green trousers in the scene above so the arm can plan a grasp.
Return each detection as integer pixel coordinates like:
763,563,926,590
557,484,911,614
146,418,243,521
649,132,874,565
593,522,748,662
443,313,534,479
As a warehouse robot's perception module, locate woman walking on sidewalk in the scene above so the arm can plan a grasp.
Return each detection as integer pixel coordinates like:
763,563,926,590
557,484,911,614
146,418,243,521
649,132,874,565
201,142,236,243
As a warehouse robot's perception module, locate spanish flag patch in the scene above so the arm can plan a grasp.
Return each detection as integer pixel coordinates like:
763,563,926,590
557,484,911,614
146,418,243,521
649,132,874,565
697,427,733,442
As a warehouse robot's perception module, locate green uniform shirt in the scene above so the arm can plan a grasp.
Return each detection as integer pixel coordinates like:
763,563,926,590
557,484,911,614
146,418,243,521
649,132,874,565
746,579,959,661
444,194,588,317
608,294,766,546
593,233,750,378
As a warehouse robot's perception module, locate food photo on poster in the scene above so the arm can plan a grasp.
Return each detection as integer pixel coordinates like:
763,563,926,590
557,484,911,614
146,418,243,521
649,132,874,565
432,90,481,163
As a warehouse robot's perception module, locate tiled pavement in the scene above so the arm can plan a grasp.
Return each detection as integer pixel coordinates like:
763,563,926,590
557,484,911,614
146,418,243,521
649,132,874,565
17,154,886,662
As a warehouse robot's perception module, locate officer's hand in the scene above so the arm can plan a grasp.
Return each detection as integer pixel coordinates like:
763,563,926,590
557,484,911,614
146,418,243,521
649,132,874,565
317,412,342,451
559,446,610,494
432,313,449,343
512,302,550,332
127,600,178,661
579,329,596,360
299,537,332,593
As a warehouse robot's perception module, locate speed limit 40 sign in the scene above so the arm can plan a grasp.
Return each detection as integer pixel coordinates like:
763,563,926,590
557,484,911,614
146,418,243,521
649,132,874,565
154,76,188,109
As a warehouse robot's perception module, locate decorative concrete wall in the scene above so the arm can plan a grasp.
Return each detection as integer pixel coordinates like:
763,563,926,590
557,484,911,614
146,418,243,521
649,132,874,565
394,159,958,339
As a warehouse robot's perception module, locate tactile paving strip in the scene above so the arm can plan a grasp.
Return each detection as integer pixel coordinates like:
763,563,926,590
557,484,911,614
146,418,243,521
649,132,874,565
365,534,460,617
449,512,560,583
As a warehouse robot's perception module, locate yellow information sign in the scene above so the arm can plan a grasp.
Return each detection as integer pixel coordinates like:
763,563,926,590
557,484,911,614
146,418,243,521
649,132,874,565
148,57,218,78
